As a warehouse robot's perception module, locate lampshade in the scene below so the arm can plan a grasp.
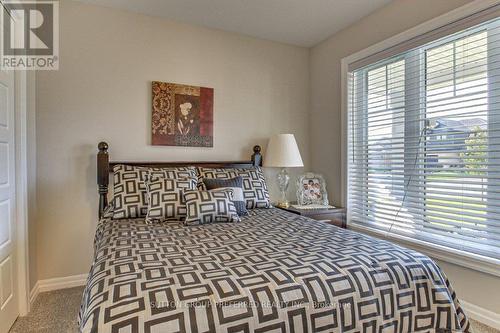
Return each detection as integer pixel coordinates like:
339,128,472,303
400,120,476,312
264,134,304,168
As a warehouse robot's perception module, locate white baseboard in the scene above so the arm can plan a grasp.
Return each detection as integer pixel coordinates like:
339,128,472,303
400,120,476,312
29,281,39,308
29,273,88,307
461,300,500,330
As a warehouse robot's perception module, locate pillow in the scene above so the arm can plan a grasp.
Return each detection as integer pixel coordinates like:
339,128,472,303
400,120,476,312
112,165,196,219
101,203,114,220
203,177,248,216
197,167,271,209
184,189,240,225
145,177,197,224
148,167,197,180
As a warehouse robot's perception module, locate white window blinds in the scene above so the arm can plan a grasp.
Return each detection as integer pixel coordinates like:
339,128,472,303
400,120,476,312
347,16,500,260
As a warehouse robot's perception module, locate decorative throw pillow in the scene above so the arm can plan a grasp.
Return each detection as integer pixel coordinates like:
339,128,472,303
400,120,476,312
197,167,271,209
112,165,197,219
145,177,197,224
203,177,248,216
183,189,240,225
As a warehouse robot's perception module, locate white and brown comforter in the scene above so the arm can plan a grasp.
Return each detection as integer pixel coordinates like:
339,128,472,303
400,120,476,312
79,208,470,333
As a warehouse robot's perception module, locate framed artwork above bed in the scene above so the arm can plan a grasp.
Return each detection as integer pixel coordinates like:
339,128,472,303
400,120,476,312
151,81,213,147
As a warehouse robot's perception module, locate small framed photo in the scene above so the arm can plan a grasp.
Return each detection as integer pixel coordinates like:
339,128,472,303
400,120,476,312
296,173,329,206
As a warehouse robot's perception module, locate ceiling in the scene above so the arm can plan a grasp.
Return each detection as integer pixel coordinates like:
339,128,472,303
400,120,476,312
76,0,392,47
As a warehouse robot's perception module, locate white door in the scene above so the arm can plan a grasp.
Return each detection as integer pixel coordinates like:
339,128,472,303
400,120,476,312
0,5,18,331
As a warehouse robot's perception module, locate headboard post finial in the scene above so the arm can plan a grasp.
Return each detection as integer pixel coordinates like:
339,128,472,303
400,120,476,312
98,141,109,152
97,141,110,218
251,145,262,167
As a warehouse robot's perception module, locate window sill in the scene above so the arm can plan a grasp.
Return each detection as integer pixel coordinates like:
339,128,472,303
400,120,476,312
349,223,500,277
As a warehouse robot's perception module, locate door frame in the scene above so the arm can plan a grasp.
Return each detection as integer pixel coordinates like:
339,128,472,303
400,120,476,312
14,68,30,316
1,0,32,316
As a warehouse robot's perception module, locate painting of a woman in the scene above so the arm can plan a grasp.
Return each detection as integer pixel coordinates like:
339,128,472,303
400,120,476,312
177,102,195,135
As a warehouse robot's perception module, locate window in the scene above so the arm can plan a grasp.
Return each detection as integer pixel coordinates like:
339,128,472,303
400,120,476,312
347,17,500,260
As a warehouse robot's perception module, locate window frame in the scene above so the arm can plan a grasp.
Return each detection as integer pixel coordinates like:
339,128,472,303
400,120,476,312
341,0,500,277
355,29,493,257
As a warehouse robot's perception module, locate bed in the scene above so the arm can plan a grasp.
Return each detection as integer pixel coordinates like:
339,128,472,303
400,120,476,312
78,142,471,333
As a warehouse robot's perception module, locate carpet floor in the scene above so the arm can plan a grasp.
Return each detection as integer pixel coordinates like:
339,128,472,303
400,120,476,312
8,286,500,333
9,286,83,333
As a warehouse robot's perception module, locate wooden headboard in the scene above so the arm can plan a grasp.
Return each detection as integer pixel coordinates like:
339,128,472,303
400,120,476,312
96,141,263,218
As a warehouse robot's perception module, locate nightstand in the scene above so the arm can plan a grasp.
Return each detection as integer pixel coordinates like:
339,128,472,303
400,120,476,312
277,205,347,228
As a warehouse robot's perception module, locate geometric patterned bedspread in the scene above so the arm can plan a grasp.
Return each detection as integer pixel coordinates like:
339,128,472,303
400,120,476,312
78,208,470,333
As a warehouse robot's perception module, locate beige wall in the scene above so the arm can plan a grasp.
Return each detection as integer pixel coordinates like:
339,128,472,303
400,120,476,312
309,0,500,313
35,0,309,282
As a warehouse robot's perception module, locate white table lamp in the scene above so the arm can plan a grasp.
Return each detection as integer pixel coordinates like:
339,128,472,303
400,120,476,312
264,134,304,208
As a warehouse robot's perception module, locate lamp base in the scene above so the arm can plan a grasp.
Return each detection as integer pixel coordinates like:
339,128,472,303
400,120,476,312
276,168,290,209
275,201,290,209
